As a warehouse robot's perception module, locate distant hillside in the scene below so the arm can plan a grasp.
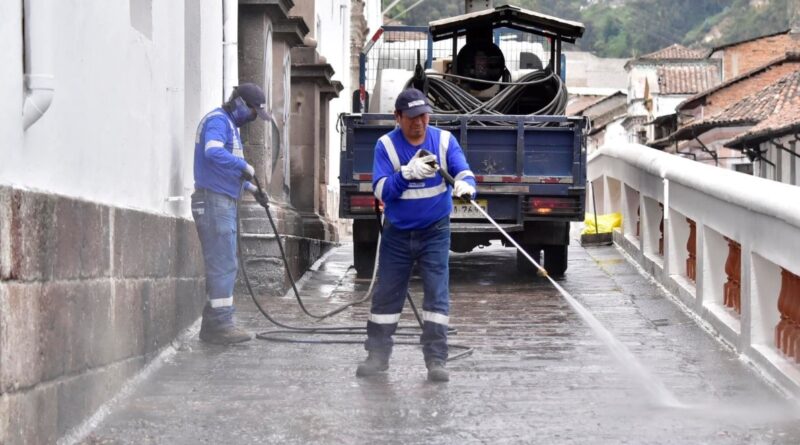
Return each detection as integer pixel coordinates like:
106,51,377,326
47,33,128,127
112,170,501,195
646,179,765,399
384,0,797,58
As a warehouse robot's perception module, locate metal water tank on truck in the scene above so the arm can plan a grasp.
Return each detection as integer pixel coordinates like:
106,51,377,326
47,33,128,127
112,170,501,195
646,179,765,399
339,2,587,278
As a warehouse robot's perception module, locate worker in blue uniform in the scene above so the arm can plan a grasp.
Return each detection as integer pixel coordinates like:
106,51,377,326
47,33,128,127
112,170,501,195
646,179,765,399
191,83,270,345
356,88,477,382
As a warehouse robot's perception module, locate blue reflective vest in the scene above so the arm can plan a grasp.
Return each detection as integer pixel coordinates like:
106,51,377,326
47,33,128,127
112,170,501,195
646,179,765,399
372,126,476,230
193,108,247,199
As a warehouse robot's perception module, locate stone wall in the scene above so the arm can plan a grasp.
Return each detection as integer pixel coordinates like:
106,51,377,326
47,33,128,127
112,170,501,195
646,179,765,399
0,186,205,444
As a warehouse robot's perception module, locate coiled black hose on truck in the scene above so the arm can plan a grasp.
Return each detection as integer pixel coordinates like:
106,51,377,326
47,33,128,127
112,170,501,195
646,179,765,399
408,68,568,122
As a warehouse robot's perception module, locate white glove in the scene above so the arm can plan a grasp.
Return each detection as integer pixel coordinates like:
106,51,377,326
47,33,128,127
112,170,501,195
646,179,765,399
242,163,255,180
452,180,476,200
244,182,258,193
400,150,437,180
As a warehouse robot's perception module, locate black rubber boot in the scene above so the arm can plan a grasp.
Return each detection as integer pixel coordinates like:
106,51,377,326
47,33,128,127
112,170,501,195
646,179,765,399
426,360,449,382
356,351,390,377
199,325,252,345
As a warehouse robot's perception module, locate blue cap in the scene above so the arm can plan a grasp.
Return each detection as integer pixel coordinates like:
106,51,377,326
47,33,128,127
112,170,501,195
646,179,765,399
394,88,432,118
236,83,272,121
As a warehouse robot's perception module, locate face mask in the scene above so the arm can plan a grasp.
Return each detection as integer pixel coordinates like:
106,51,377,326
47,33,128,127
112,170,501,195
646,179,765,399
229,97,257,127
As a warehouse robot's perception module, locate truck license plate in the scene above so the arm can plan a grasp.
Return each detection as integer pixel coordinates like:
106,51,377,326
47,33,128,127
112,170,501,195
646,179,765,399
450,199,487,219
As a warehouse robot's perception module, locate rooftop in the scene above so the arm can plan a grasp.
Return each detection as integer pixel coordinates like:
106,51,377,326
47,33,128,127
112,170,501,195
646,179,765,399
640,44,706,60
727,82,800,148
678,52,800,110
657,64,721,95
672,70,800,141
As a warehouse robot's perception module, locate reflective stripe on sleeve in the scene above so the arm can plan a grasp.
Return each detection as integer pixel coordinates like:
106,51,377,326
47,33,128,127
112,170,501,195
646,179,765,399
438,130,451,173
233,148,244,158
374,177,387,200
380,135,401,171
399,182,447,200
205,140,225,151
209,297,233,308
455,170,475,181
369,313,401,324
422,311,449,326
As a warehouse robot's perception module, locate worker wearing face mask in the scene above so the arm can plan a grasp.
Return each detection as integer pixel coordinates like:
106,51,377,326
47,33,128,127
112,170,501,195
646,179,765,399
191,83,270,345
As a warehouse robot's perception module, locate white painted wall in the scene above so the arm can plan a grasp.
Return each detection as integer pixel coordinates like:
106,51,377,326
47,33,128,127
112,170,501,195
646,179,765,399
317,0,352,192
0,0,225,217
364,0,383,38
0,1,25,170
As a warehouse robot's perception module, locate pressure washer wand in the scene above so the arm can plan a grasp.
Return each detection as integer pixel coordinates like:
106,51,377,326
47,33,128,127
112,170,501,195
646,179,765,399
423,151,550,278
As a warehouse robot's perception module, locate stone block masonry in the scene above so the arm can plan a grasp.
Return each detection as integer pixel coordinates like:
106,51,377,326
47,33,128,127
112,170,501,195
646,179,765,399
0,186,205,444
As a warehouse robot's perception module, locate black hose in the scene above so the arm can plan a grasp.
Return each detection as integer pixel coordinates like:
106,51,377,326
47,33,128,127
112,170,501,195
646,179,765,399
408,67,568,125
237,178,473,360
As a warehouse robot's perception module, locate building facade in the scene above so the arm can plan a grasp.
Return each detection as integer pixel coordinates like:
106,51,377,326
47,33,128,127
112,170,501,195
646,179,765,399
0,0,348,442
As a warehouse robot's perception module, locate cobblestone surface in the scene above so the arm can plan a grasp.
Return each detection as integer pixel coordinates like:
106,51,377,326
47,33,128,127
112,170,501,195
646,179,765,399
79,238,800,445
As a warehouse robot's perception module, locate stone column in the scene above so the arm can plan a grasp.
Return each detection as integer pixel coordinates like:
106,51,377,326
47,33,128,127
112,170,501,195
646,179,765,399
290,45,343,242
238,1,329,296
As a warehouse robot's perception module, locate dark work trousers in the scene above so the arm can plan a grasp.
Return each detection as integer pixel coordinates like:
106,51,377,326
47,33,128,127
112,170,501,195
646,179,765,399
365,216,451,363
191,189,238,329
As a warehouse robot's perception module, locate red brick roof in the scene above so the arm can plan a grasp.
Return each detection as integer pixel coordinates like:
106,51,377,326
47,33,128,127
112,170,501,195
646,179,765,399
657,64,721,95
673,70,800,140
566,95,605,116
678,52,800,110
727,74,800,147
641,44,706,60
709,29,791,54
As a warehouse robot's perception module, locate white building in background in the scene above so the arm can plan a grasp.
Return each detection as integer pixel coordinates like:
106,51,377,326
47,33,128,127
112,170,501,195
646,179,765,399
623,44,721,145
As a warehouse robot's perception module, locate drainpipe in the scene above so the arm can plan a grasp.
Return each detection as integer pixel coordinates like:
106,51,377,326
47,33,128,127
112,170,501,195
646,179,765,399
22,0,55,130
222,0,238,99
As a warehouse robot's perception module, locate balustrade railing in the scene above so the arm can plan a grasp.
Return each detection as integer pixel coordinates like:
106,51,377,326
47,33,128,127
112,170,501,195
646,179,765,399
588,143,800,391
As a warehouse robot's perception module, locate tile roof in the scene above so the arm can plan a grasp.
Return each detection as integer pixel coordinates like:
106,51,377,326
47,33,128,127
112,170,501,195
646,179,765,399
709,29,791,54
678,52,800,110
727,77,800,147
640,44,706,60
673,70,800,141
566,95,605,116
657,64,721,95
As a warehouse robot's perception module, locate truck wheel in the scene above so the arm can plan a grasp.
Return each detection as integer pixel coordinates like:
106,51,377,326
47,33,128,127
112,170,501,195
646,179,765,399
516,244,541,275
354,241,377,278
544,245,568,277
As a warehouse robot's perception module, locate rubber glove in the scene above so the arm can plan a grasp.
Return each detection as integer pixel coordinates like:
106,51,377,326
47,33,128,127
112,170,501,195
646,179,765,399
400,149,437,180
453,180,476,200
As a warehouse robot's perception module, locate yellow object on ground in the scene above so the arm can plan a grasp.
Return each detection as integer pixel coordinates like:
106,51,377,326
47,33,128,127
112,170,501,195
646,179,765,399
582,212,622,235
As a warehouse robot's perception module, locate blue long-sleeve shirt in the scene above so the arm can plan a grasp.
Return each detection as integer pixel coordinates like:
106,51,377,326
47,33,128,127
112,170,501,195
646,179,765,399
372,126,476,230
193,108,248,199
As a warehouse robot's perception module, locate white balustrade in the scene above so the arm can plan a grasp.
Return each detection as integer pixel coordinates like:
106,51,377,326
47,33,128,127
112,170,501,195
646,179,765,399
588,143,800,395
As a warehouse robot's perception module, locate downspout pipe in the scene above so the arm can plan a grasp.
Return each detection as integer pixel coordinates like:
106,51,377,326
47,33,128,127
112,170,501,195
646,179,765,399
222,0,238,100
22,0,55,130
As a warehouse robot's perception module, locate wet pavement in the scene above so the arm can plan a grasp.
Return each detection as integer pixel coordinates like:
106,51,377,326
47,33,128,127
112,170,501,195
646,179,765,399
77,233,800,444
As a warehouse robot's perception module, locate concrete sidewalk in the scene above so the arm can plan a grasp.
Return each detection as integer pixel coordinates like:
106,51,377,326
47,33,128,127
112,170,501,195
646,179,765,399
74,240,800,444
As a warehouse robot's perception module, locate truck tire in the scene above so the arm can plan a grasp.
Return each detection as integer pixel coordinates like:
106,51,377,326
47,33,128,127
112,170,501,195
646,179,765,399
544,245,568,277
354,241,377,278
516,244,542,275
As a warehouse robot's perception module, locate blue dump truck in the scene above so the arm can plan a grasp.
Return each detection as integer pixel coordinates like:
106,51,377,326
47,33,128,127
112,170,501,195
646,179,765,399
339,4,587,278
